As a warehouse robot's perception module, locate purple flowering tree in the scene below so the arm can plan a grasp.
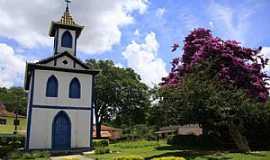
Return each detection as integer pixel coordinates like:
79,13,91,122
159,28,269,152
162,28,269,102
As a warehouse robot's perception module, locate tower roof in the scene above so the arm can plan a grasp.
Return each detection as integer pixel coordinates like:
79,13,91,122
49,5,84,37
59,6,76,26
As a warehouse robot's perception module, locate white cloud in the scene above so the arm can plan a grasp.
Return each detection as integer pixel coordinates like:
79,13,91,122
0,0,149,53
115,63,124,68
261,47,270,57
260,47,270,74
0,43,26,88
134,29,141,36
156,8,166,17
122,32,167,87
209,21,214,28
207,1,256,43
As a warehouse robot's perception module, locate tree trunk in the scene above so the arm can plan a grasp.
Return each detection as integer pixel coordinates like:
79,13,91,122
228,123,250,153
95,108,102,139
96,121,102,139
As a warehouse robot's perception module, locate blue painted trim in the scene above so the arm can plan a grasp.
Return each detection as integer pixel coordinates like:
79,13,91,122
25,70,35,151
52,111,71,150
74,35,77,57
32,105,91,110
54,29,59,57
90,75,95,150
28,147,91,153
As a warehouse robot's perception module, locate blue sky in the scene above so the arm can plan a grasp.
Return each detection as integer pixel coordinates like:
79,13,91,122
0,0,270,88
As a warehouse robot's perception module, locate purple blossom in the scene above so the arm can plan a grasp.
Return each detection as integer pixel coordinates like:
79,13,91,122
161,28,269,102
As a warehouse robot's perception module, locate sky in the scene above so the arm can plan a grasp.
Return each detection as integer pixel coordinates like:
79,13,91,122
0,0,270,88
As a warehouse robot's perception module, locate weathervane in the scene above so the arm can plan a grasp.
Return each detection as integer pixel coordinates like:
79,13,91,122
65,0,72,8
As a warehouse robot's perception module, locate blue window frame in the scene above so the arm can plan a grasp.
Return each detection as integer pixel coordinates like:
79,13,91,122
61,31,73,48
46,75,58,97
69,78,81,99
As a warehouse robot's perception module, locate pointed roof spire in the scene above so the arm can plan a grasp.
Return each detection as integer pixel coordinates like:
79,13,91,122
58,0,76,25
49,0,84,37
59,5,76,25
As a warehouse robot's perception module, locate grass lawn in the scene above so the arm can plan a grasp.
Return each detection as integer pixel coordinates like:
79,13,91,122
86,140,270,160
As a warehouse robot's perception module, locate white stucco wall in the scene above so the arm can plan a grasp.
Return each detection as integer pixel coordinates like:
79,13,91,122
42,55,86,70
57,29,76,56
29,108,91,149
28,69,93,150
32,70,92,107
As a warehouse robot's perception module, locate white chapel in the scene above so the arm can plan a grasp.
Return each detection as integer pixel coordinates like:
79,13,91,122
24,2,99,151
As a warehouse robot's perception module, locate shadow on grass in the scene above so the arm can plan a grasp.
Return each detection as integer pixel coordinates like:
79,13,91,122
146,145,267,160
243,152,267,157
145,150,232,160
155,145,223,151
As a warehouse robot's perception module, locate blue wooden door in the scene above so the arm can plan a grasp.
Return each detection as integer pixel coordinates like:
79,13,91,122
52,111,71,150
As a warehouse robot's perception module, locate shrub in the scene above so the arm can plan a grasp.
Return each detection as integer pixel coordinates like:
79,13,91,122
114,155,144,160
152,157,186,160
0,134,25,147
0,145,13,158
62,158,80,160
7,151,50,160
95,147,110,154
31,151,50,158
93,139,109,148
122,125,156,141
22,153,33,159
8,151,23,159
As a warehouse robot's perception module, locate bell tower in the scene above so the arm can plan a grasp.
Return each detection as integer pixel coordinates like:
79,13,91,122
49,1,83,56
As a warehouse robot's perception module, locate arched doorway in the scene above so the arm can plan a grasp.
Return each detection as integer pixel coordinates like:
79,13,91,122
52,111,71,150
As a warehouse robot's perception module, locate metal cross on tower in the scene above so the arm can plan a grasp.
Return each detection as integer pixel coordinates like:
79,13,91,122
65,0,72,8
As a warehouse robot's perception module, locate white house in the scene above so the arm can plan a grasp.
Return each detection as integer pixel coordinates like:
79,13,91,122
24,3,99,151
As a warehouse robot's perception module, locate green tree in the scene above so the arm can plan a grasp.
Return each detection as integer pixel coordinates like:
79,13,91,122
0,87,27,115
86,59,150,138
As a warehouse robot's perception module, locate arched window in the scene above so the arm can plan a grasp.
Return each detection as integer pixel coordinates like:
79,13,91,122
46,75,58,97
69,78,81,99
61,31,73,48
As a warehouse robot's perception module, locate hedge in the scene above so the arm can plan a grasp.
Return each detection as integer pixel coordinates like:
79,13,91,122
152,157,186,160
114,155,144,160
95,147,110,154
93,139,109,148
0,134,25,146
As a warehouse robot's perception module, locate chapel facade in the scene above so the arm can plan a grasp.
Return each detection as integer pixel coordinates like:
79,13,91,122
24,4,98,151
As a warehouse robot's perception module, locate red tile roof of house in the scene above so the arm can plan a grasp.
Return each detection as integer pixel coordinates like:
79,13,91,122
93,125,122,131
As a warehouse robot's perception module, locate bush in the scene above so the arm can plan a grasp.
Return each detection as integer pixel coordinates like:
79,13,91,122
95,147,110,154
122,125,156,141
93,139,109,148
152,157,186,160
7,151,50,160
62,158,80,160
114,155,144,160
0,134,25,146
0,135,24,158
30,151,50,158
113,140,160,149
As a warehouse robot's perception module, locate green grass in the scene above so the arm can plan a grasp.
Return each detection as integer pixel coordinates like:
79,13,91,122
85,140,270,160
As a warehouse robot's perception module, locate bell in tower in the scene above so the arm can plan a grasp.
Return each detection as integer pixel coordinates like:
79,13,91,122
49,1,84,56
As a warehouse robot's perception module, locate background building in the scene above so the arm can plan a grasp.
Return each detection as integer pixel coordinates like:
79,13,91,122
0,102,26,135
